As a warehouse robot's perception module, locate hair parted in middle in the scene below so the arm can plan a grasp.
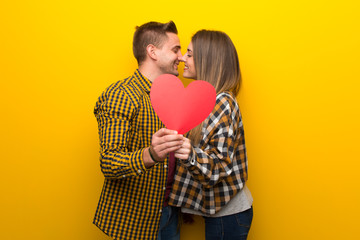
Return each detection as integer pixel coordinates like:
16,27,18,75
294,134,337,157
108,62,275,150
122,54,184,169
187,30,242,145
132,21,178,65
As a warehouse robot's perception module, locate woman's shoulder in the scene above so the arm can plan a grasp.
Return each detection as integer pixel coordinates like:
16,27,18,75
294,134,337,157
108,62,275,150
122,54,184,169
216,91,239,110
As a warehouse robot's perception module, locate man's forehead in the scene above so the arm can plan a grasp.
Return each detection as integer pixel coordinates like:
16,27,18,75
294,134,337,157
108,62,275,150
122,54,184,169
165,32,180,46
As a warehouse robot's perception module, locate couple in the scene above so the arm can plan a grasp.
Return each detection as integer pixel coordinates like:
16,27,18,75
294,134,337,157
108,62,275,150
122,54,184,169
93,21,253,240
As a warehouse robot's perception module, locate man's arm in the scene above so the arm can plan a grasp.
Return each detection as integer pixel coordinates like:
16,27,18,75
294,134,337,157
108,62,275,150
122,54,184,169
95,85,183,177
95,86,147,178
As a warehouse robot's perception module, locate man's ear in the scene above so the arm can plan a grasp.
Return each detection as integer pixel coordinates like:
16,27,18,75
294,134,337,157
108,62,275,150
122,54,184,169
146,44,157,61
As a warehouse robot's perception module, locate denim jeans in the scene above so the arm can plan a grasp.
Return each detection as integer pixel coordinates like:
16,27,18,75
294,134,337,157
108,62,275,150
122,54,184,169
204,207,253,240
157,206,180,240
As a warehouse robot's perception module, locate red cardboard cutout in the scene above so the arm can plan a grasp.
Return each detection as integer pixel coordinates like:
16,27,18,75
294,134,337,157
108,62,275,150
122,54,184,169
150,74,216,134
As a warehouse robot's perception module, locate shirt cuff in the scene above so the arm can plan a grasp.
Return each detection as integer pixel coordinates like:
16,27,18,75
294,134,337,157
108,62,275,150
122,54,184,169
129,148,147,175
181,147,196,168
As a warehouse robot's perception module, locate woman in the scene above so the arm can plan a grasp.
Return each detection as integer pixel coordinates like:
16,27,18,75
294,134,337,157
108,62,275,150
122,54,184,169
169,30,253,240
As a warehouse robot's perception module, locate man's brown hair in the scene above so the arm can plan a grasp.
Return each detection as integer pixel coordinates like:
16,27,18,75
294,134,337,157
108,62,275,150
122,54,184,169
133,21,178,65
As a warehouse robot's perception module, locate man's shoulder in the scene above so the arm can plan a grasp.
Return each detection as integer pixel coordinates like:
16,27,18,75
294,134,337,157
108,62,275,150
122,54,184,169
105,74,137,94
101,73,144,101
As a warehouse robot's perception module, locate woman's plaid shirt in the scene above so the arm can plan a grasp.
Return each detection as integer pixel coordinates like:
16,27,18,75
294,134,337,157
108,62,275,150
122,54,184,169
168,92,248,215
93,70,168,240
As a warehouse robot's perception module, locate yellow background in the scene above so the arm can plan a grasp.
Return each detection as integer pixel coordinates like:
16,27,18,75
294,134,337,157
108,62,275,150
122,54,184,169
1,0,359,239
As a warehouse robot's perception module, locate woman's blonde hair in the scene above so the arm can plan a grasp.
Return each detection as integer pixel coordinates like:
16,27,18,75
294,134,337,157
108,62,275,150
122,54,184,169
187,30,242,145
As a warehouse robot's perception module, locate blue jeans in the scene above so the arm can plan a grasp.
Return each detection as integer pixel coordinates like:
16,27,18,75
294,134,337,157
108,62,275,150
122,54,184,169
204,207,253,240
157,206,180,240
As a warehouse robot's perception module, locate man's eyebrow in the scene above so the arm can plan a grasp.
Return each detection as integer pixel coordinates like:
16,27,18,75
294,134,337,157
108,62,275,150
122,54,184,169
173,45,181,50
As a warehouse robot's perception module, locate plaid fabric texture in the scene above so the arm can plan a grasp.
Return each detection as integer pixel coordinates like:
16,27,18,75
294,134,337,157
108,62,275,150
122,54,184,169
93,70,168,240
168,92,248,215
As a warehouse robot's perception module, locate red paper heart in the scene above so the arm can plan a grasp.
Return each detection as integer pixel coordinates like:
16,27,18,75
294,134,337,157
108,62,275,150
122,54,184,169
150,74,216,134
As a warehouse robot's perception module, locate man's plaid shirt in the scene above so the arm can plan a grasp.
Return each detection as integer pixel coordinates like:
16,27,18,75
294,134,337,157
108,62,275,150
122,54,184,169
93,70,168,240
168,92,248,215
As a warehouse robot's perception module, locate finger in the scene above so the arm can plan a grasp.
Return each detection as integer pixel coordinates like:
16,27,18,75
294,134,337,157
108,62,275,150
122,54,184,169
161,134,184,143
154,140,183,154
181,141,191,148
174,148,191,155
174,152,190,160
153,128,178,137
157,145,182,158
152,132,183,148
152,136,183,150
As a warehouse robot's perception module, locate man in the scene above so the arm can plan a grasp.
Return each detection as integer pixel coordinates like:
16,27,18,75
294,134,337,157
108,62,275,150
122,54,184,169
93,21,183,240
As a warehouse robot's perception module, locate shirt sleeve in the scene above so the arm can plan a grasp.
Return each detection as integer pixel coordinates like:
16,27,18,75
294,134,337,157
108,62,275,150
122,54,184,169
180,93,242,188
94,85,147,178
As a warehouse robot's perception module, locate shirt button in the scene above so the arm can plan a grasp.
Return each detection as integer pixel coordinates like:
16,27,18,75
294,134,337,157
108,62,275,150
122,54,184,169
159,209,162,213
138,169,142,173
122,175,126,178
164,164,167,168
163,187,166,190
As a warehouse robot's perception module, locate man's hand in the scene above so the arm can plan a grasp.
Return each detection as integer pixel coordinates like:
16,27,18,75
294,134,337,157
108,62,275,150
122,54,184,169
143,128,183,168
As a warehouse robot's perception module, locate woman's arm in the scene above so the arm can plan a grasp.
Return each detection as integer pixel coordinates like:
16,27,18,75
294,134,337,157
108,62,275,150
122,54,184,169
174,93,245,187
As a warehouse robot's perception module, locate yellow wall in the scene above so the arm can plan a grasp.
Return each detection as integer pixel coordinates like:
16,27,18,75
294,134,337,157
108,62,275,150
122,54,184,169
1,0,359,239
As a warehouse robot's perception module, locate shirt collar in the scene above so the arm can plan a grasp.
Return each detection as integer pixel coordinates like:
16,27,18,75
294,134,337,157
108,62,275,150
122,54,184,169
134,69,151,94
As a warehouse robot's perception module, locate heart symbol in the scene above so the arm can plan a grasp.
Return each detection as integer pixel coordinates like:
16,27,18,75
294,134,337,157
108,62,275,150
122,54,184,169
150,74,216,134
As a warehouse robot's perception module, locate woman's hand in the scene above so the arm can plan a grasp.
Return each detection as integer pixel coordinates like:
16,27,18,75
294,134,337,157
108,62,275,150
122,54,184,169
174,136,192,160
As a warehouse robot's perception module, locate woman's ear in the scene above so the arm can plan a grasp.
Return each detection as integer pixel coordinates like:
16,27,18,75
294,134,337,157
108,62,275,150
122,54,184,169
146,44,157,61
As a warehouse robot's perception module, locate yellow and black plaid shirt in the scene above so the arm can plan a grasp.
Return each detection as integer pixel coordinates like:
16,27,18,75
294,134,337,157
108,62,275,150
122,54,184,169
169,92,248,215
93,70,169,240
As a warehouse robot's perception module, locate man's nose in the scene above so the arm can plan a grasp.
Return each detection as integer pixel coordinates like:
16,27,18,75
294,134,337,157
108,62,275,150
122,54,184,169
178,53,185,62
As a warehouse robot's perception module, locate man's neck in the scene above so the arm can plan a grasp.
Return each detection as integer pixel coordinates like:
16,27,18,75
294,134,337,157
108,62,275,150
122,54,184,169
138,63,163,83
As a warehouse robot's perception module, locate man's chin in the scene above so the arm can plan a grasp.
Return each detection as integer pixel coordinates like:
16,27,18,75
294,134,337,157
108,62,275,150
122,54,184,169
169,71,179,76
161,68,179,77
